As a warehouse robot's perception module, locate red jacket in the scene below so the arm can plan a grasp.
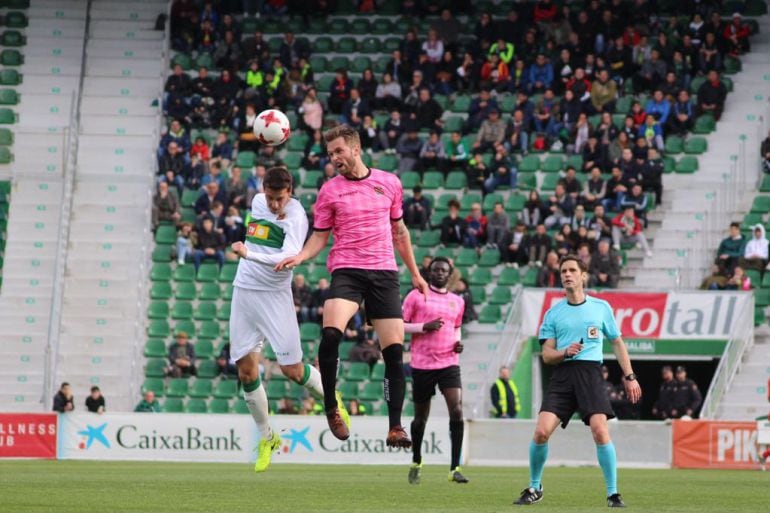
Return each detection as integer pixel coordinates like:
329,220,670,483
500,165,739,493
612,212,643,236
534,3,557,23
724,21,750,41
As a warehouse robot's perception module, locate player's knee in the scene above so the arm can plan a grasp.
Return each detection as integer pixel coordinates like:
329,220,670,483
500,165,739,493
448,403,463,422
280,364,304,382
318,327,343,361
411,417,427,430
591,425,610,444
381,343,403,366
533,427,552,444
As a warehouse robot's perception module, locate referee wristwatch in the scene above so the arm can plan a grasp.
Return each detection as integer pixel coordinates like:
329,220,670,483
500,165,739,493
624,373,637,382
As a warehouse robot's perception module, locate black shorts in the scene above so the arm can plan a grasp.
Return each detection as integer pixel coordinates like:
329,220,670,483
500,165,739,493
540,361,615,428
411,365,462,404
328,268,402,320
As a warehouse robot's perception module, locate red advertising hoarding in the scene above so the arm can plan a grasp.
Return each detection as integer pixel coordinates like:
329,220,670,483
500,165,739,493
0,413,57,459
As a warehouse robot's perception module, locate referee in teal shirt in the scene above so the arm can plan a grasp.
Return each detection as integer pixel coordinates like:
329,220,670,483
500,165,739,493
514,255,642,508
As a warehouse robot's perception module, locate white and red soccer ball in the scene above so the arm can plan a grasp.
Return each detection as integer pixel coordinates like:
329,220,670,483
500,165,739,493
253,109,291,146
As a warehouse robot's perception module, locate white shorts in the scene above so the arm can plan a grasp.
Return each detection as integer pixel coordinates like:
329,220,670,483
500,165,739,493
229,286,303,366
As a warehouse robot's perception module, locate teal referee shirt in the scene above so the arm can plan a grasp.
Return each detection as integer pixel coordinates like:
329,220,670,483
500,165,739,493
538,295,621,363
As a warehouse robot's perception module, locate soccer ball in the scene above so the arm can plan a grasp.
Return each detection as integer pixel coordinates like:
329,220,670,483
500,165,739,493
253,109,291,147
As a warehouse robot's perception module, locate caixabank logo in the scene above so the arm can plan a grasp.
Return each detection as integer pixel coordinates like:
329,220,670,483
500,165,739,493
279,424,444,456
74,421,243,452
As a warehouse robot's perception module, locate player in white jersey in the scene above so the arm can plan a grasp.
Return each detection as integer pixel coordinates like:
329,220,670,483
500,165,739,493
229,167,349,473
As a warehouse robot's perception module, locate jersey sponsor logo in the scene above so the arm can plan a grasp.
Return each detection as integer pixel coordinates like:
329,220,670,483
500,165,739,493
248,223,270,240
244,214,285,249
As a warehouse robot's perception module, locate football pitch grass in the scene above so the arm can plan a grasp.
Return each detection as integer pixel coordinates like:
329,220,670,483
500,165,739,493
1,461,767,513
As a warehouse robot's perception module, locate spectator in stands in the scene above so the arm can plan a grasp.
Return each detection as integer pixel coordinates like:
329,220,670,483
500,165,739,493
444,131,469,172
501,222,529,268
52,382,74,413
159,120,192,159
554,224,578,256
645,90,671,126
724,13,751,55
697,69,727,120
604,165,629,212
175,222,195,265
464,203,488,248
582,167,606,211
209,131,233,170
396,127,423,175
589,204,612,241
412,88,444,131
192,217,225,270
480,53,510,92
612,205,653,257
165,63,191,97
224,167,247,211
419,131,446,172
465,88,498,133
340,88,370,129
85,386,105,414
526,224,553,265
537,251,562,288
581,135,606,174
316,163,336,190
302,129,326,171
223,206,244,245
700,264,730,290
213,29,241,70
673,366,703,419
328,69,353,115
486,202,509,250
534,88,561,137
490,366,520,418
668,90,694,136
298,87,323,133
724,265,752,290
440,199,467,246
505,109,530,155
152,181,181,231
590,69,617,114
589,239,621,288
158,141,187,195
309,278,331,324
247,164,265,203
544,183,575,229
134,390,160,413
292,273,313,323
483,147,517,193
652,365,677,419
638,114,665,151
559,167,582,202
168,331,196,378
570,112,593,155
404,186,431,230
374,72,402,113
698,31,723,73
570,204,591,231
378,110,405,154
763,129,770,173
215,342,237,377
278,31,309,69
716,222,746,275
620,184,649,227
453,277,477,323
194,182,227,215
522,190,545,230
527,53,554,94
474,108,506,154
739,224,768,272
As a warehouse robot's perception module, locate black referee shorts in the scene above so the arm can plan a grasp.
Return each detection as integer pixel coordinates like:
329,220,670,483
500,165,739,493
328,268,403,320
540,360,615,428
411,365,462,404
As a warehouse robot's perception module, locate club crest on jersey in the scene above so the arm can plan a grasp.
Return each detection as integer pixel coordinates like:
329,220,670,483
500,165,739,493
372,186,384,195
587,326,599,339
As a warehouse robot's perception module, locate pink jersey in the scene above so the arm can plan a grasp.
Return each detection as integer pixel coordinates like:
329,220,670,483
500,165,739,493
314,168,403,272
403,288,465,370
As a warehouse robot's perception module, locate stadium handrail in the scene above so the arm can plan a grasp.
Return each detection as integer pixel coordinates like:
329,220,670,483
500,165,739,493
699,293,754,419
470,284,524,419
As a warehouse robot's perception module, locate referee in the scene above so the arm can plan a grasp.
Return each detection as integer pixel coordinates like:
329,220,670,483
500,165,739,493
514,255,642,508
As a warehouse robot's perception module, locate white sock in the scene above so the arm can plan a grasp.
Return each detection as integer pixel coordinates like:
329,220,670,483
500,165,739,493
243,383,272,440
302,363,324,400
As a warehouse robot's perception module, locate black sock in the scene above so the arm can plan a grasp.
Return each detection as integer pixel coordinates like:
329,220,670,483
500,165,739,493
410,417,426,464
381,344,405,429
318,327,343,412
449,420,464,470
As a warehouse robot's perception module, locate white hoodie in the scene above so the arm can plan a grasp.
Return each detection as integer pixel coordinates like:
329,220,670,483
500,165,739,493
744,224,768,259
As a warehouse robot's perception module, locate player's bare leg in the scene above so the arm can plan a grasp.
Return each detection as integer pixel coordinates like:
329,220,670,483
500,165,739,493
409,400,430,484
374,318,411,448
589,414,625,507
318,298,359,440
237,352,280,472
443,387,468,483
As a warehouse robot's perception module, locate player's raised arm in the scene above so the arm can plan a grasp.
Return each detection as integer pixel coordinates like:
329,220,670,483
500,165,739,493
274,229,330,271
610,336,642,404
391,218,429,296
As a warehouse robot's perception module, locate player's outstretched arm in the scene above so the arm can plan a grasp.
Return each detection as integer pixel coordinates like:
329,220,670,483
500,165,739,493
391,219,429,296
274,229,330,271
611,336,642,404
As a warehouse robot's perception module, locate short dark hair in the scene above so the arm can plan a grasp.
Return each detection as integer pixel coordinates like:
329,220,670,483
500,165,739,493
429,256,453,272
323,124,360,147
559,254,588,273
448,198,460,210
730,222,740,229
90,386,100,392
263,166,293,191
60,382,70,389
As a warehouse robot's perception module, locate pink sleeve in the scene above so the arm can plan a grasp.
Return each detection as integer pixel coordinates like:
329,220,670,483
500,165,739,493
455,295,465,328
402,291,415,322
313,183,334,231
390,176,403,221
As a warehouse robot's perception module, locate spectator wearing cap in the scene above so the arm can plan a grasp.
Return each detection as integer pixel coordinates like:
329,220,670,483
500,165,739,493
473,108,506,154
168,331,196,377
403,186,432,230
724,13,751,55
85,386,106,414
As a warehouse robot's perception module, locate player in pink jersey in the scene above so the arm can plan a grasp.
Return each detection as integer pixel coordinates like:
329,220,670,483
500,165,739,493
402,257,469,485
276,125,429,447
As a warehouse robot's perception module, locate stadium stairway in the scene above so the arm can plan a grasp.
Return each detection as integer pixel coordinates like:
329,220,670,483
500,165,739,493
717,330,770,420
55,0,165,412
0,1,87,411
632,13,770,290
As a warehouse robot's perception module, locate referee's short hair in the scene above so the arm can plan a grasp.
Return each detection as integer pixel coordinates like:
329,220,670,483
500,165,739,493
263,166,293,192
559,254,588,273
324,124,361,148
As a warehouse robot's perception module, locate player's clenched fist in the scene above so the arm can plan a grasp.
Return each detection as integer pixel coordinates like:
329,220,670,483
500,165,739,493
231,241,247,258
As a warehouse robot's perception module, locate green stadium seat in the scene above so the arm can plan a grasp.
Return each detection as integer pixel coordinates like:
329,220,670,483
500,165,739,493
171,53,193,70
216,303,231,321
421,171,444,189
350,18,371,34
518,155,540,173
489,286,512,305
181,189,198,207
723,55,741,74
145,359,167,378
309,55,327,73
152,244,172,262
232,399,250,414
0,50,22,67
300,322,321,342
162,398,184,413
1,30,25,47
338,381,359,400
455,248,479,267
283,152,302,169
0,146,12,164
664,135,684,154
195,339,215,359
155,225,176,245
266,380,287,400
371,18,394,34
236,151,256,169
479,250,501,267
400,171,420,189
313,36,333,53
684,137,708,154
750,196,770,214
0,127,13,145
150,282,173,300
218,264,237,283
151,263,172,282
460,193,482,211
522,267,539,287
482,193,504,211
755,289,770,307
692,114,716,134
541,155,564,173
371,363,385,381
469,285,486,305
565,154,584,171
478,304,502,324
498,266,521,286
175,282,197,301
329,19,351,34
339,341,355,360
541,173,561,192
185,399,208,413
469,268,492,285
166,378,189,398
142,378,164,396
675,156,698,174
199,282,220,300
196,263,219,282
518,173,537,190
760,176,770,193
171,301,193,320
417,230,441,247
209,398,230,413
302,171,321,188
377,154,398,172
173,320,196,338
195,359,218,378
0,89,18,105
358,382,382,401
198,321,220,340
144,338,167,357
189,379,213,398
351,56,372,73
148,301,169,320
745,269,761,287
148,319,170,338
451,95,471,113
662,156,676,173
213,379,238,399
173,264,195,282
308,267,330,285
346,362,371,381
506,194,526,211
383,37,401,52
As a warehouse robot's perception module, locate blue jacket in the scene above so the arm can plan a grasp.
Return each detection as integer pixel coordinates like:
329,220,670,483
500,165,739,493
527,63,554,88
644,98,671,125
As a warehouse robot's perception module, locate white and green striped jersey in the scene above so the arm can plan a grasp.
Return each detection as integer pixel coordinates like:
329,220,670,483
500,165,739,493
233,193,308,291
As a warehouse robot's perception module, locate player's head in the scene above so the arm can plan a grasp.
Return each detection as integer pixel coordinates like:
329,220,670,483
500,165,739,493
428,256,453,289
263,166,293,215
559,254,588,292
324,124,362,176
